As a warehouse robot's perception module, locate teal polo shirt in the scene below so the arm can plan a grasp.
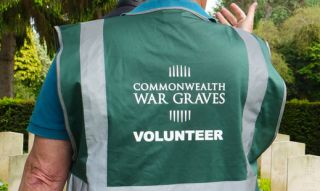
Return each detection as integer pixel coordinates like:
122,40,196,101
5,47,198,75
28,59,69,140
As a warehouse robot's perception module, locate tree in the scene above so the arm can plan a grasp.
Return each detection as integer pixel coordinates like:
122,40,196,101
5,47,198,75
14,27,43,97
291,25,320,100
305,0,320,7
279,7,320,100
61,0,117,22
14,26,52,99
216,0,306,25
0,0,63,98
254,20,295,84
299,43,320,83
0,0,117,98
254,20,280,48
280,7,320,45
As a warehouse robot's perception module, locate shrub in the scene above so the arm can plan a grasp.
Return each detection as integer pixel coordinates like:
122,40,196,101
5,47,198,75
0,180,8,191
280,99,320,155
258,178,271,191
0,98,34,151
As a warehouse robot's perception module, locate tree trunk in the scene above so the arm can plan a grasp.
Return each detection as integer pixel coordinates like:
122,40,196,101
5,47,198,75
0,32,16,98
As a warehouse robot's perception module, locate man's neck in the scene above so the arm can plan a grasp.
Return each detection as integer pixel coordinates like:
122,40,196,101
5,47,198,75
195,0,207,9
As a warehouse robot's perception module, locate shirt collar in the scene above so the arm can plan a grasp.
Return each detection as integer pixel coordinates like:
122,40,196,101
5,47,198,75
125,0,216,22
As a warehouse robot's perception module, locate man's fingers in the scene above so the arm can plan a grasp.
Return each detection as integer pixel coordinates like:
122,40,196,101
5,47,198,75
247,2,258,21
230,3,246,21
215,12,231,26
220,7,238,26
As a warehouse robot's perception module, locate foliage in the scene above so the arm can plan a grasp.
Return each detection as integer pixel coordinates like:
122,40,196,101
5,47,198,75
216,0,306,25
271,52,295,84
0,0,64,52
0,181,8,191
0,0,63,98
34,31,51,79
254,20,280,48
0,0,118,54
254,20,295,84
292,24,320,58
280,100,320,156
14,27,44,97
0,0,118,98
279,7,320,100
216,2,320,101
298,43,320,83
0,98,35,151
0,0,26,39
14,83,38,100
250,6,320,100
268,5,291,25
258,178,271,191
280,7,320,45
13,26,52,99
305,0,320,7
61,0,118,22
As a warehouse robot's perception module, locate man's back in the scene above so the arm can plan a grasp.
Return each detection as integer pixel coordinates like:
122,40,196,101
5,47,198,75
20,0,286,191
104,10,249,184
56,1,286,190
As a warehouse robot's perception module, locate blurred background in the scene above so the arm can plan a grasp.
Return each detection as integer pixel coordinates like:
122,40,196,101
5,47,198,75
0,0,319,100
0,1,319,190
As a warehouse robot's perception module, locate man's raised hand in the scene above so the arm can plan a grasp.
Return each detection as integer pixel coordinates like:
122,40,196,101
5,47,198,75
215,2,258,33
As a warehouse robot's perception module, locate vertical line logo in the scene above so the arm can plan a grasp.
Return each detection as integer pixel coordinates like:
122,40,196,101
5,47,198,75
169,110,191,123
169,65,191,78
169,65,191,123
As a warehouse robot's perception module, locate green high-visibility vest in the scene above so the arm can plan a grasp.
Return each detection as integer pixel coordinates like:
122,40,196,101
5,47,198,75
55,2,286,191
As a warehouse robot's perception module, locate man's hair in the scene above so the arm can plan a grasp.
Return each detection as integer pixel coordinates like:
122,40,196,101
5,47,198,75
118,0,145,7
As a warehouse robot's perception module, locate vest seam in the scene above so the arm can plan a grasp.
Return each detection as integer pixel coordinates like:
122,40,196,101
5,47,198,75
125,7,212,22
54,26,78,160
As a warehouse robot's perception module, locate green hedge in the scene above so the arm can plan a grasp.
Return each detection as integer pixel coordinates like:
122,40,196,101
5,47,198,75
279,99,320,156
0,98,319,155
0,98,34,151
0,182,8,191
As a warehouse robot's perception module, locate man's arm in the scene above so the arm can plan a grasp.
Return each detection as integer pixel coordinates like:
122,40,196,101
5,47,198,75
19,136,72,191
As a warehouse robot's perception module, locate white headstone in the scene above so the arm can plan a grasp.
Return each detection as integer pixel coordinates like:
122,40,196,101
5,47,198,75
0,156,9,182
270,141,305,191
0,132,23,156
260,134,290,179
274,134,291,142
28,133,35,153
8,154,28,191
287,155,320,191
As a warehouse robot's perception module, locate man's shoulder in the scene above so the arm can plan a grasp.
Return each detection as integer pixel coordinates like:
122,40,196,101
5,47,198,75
56,19,104,32
55,16,132,35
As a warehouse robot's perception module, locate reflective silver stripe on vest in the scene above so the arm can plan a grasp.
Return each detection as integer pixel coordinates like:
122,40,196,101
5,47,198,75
68,173,257,191
55,26,78,160
235,28,269,177
79,20,108,191
68,174,88,191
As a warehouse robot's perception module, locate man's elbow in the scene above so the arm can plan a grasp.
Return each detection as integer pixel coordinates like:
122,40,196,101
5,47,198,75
19,137,72,191
19,155,68,191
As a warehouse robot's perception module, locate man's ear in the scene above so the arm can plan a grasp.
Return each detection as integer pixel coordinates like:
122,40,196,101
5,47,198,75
195,0,207,9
